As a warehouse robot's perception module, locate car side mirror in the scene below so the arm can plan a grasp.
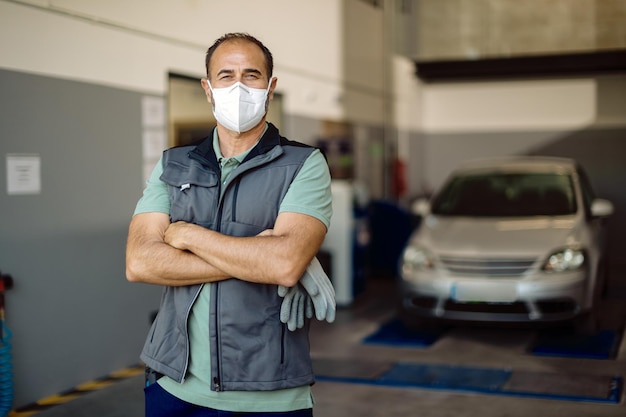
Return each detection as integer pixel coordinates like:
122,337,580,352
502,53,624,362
411,198,431,216
590,198,614,218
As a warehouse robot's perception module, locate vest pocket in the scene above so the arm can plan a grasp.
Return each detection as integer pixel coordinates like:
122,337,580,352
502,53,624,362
160,160,219,189
161,160,220,223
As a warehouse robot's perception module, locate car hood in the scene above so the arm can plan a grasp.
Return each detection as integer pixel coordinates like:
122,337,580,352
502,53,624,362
417,215,579,258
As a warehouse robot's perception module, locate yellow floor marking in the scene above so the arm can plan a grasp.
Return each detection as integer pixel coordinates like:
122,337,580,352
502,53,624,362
75,380,115,391
9,364,144,416
109,366,143,378
36,394,81,405
9,411,40,417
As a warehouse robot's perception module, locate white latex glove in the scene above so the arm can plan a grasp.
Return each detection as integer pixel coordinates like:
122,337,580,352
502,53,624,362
278,256,336,331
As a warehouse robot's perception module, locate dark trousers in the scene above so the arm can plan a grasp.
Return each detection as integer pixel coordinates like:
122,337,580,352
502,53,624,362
145,382,313,417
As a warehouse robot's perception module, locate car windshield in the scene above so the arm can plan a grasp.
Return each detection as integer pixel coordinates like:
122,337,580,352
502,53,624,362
431,172,577,217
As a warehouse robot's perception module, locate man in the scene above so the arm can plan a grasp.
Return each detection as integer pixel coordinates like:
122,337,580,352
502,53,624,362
126,33,334,417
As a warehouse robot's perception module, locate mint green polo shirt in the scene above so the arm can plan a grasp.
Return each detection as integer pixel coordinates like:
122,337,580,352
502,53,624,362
134,128,332,412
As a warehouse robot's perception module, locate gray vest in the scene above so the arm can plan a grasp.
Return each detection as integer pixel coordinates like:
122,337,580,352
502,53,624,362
140,123,317,391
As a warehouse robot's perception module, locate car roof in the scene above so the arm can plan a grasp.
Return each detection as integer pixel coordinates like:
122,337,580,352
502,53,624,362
453,156,578,175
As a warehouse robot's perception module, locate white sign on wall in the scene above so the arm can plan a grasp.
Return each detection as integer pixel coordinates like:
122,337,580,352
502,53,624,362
6,154,41,195
141,95,167,182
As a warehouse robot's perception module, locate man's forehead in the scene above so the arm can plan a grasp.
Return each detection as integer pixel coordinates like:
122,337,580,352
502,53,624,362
210,40,266,73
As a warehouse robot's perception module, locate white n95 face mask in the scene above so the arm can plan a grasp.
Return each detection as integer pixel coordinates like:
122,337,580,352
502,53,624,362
208,79,273,133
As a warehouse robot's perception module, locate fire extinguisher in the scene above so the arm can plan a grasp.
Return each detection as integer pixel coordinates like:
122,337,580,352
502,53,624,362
391,158,407,198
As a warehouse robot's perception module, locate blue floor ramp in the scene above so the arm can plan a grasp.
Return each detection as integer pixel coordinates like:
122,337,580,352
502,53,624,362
364,318,622,360
380,363,510,391
362,319,446,348
530,329,622,360
313,359,622,404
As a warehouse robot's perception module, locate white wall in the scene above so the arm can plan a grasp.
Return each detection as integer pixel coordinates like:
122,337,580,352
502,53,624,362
342,0,386,125
0,0,347,120
392,55,422,132
421,78,600,133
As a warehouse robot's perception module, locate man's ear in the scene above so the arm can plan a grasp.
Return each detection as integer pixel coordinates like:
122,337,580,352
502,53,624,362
268,76,278,100
200,78,213,104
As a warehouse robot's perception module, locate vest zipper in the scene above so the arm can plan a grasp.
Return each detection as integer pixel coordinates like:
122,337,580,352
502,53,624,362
181,284,203,384
213,178,224,392
231,179,240,222
213,282,222,391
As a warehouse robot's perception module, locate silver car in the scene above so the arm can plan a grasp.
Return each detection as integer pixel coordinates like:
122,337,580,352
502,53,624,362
399,156,614,328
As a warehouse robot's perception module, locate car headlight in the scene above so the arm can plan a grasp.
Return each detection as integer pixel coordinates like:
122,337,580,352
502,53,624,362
401,245,435,277
542,248,585,272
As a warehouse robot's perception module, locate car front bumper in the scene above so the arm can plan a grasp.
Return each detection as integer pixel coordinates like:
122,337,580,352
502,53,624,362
400,270,588,323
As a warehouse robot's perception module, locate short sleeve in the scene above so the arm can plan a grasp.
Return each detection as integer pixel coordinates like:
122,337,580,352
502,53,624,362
279,149,332,229
133,157,171,216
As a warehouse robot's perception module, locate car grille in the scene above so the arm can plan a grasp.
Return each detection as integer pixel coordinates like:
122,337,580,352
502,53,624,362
439,256,536,277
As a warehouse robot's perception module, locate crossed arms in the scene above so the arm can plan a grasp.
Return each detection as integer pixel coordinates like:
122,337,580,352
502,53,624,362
125,211,327,288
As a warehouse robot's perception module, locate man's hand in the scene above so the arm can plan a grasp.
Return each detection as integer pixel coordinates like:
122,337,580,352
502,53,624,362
278,256,336,331
163,221,196,251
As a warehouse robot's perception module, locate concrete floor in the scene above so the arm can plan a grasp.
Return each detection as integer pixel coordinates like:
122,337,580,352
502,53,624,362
310,277,626,417
16,274,626,417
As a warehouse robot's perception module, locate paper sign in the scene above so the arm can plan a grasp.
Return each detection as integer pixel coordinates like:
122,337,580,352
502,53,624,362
142,129,167,160
142,96,166,128
7,154,41,195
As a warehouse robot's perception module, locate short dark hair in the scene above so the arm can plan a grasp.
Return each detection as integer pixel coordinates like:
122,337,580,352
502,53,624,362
205,33,274,80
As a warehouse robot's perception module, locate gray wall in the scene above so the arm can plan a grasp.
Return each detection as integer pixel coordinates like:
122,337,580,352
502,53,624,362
0,69,162,407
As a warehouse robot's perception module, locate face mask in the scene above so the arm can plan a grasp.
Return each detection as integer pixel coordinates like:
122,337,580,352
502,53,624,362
208,79,273,133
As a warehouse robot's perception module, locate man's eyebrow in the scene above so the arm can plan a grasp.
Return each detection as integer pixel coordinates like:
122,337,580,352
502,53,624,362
242,68,263,76
216,68,263,77
216,69,235,77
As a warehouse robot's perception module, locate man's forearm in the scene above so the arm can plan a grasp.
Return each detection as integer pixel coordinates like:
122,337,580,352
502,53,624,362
126,239,230,286
164,213,326,287
182,229,296,285
125,213,230,286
